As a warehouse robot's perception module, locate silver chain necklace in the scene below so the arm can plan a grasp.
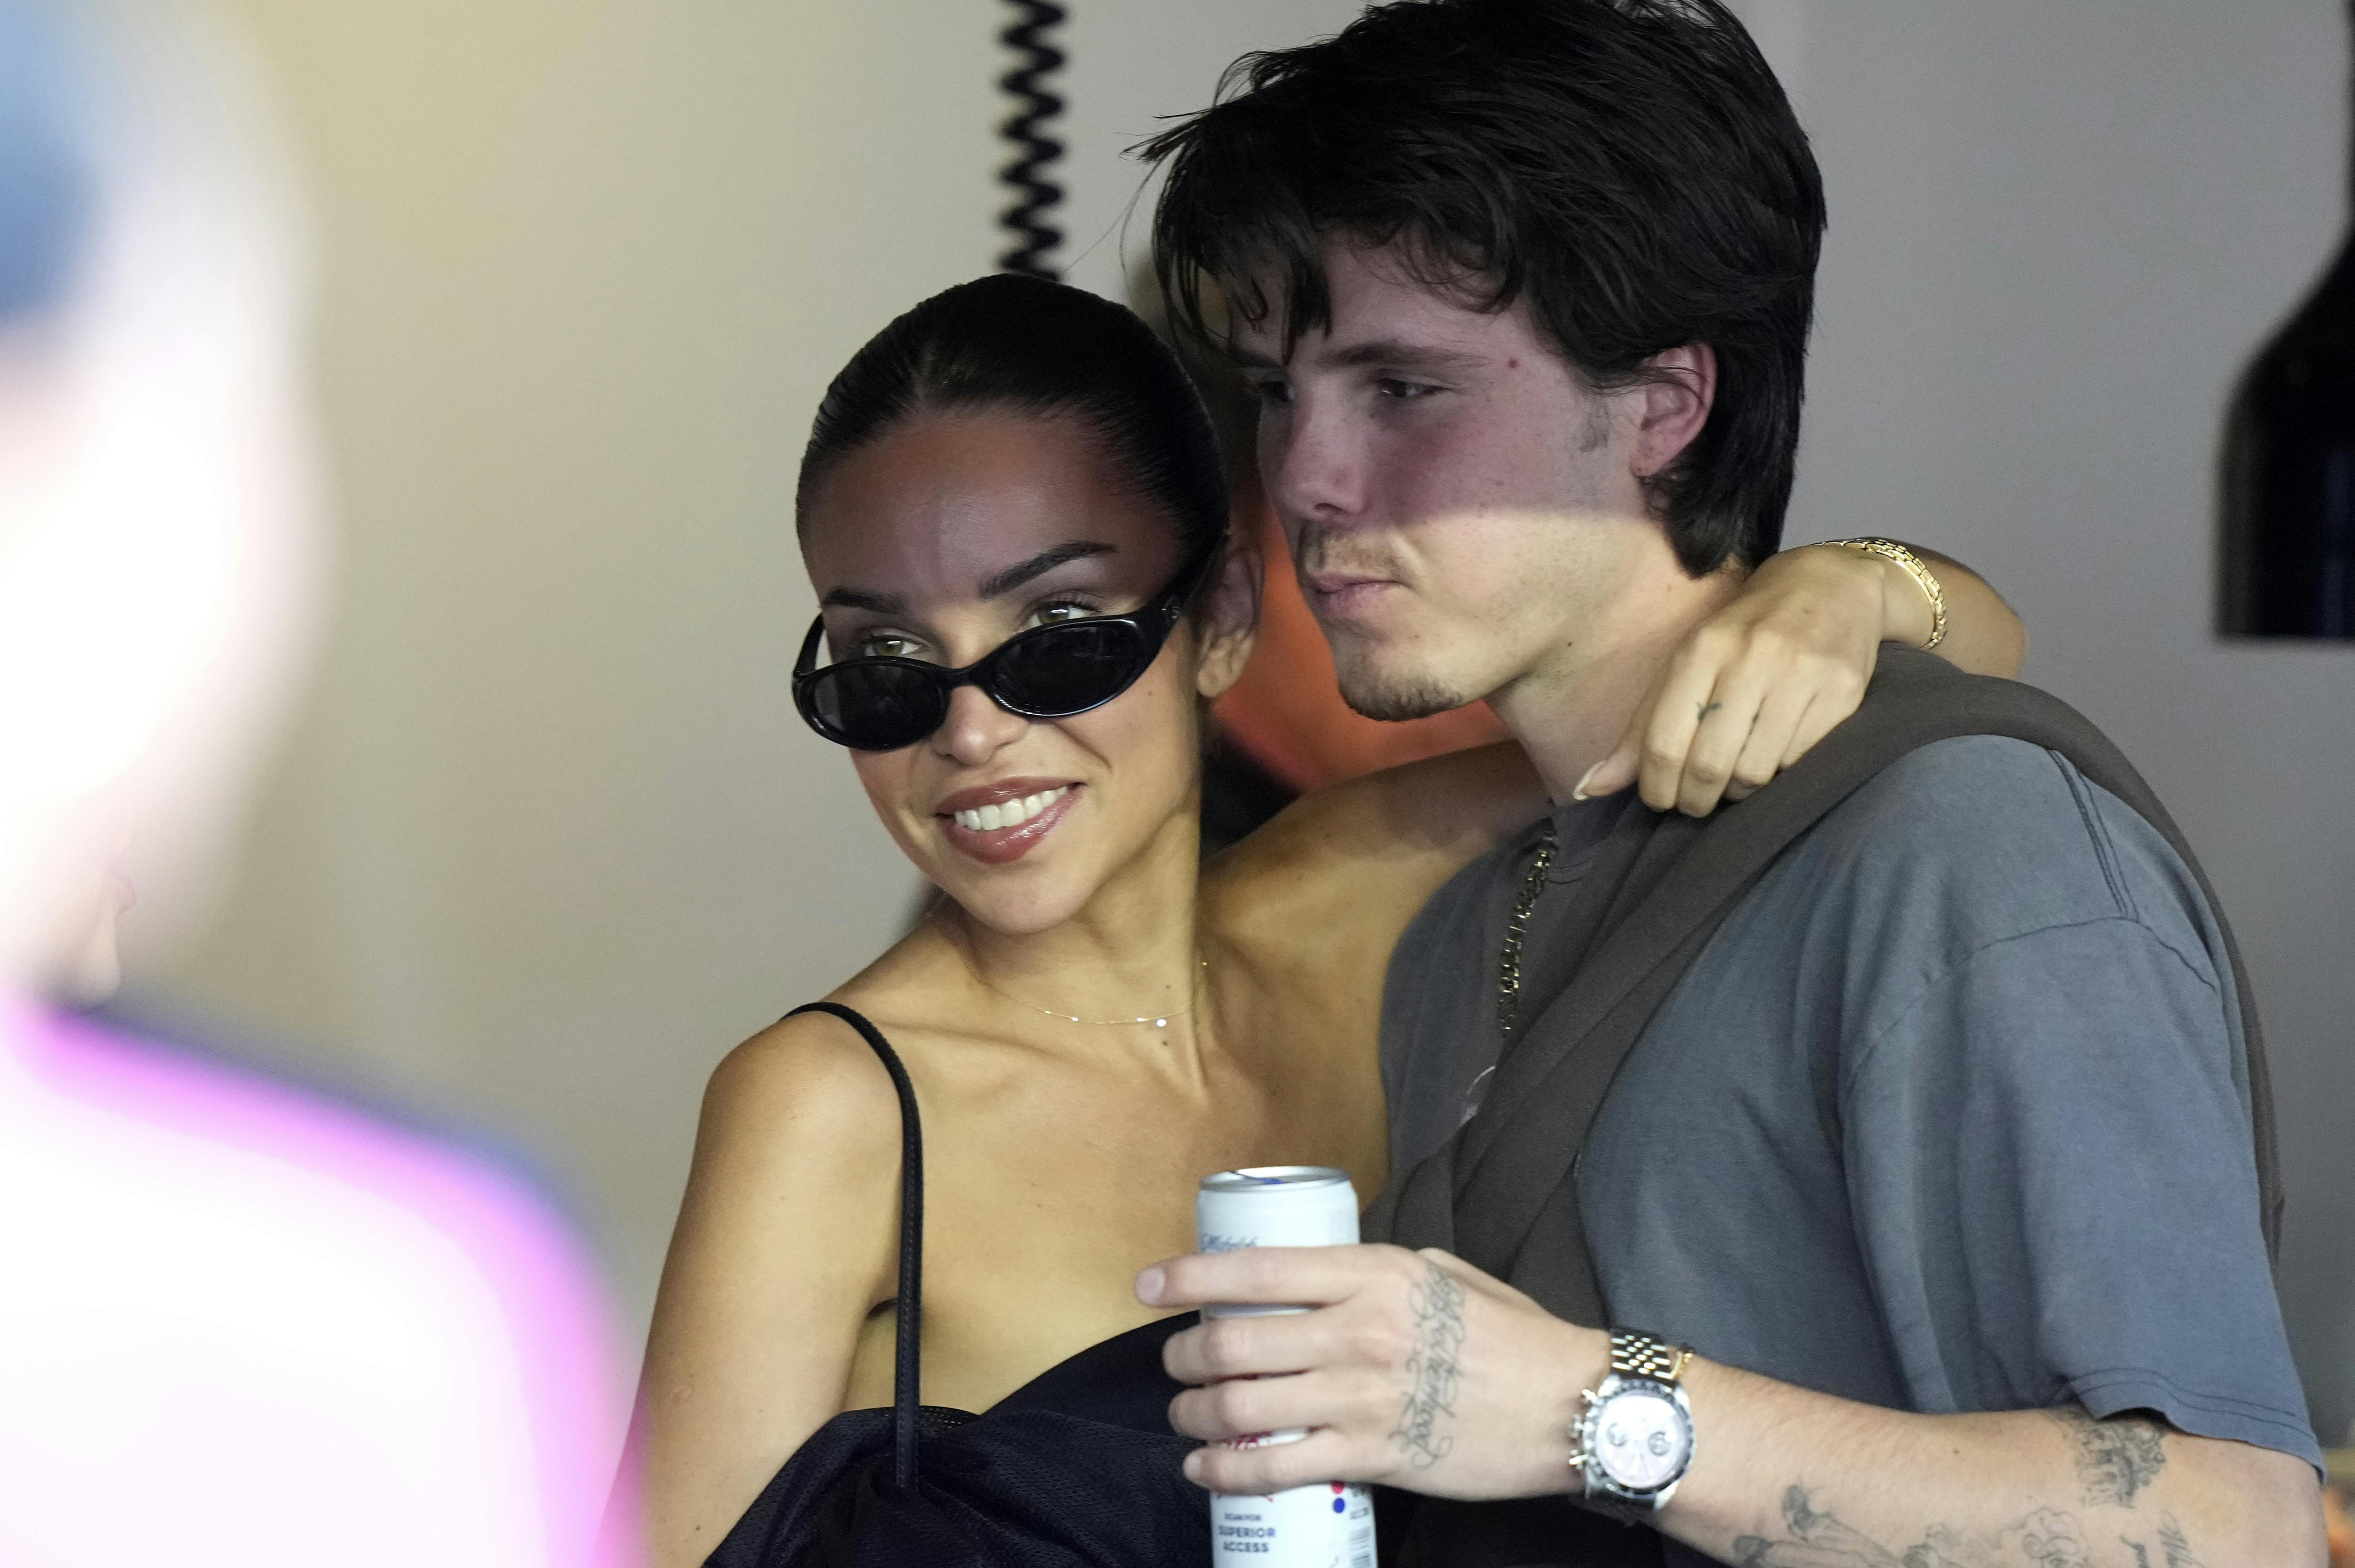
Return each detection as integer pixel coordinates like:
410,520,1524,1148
1496,819,1559,1044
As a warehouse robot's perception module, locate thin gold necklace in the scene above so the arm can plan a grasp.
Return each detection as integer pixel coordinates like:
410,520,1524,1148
974,957,1210,1029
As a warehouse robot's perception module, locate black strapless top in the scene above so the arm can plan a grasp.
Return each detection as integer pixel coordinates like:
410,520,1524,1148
704,1003,1210,1567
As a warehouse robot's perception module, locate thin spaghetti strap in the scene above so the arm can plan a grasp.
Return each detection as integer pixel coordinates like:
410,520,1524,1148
783,1001,924,1491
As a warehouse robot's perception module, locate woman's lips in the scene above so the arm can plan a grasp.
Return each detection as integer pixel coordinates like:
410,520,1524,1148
937,783,1080,865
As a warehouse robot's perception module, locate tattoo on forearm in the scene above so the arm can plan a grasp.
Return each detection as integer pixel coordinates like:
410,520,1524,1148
2021,1509,2093,1567
2045,1405,2168,1508
1727,1485,2201,1568
1731,1487,1906,1566
1387,1262,1464,1470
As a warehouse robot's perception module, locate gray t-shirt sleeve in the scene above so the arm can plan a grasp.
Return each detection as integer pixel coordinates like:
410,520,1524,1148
1840,847,2318,1464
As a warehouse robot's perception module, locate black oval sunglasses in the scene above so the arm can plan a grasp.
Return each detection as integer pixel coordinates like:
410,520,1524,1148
793,539,1223,752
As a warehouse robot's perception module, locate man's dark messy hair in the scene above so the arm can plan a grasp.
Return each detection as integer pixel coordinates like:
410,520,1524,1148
1140,0,1824,574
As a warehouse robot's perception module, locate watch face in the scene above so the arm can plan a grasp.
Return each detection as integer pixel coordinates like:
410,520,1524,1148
1591,1386,1691,1493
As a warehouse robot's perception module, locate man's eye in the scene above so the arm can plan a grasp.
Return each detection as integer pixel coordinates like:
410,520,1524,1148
1031,601,1096,628
857,634,922,660
1377,377,1442,401
1248,377,1294,406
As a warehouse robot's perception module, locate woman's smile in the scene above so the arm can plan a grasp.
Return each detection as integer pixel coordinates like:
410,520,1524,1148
934,778,1082,865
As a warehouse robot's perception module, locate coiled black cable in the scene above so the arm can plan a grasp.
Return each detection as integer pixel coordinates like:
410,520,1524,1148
996,0,1067,279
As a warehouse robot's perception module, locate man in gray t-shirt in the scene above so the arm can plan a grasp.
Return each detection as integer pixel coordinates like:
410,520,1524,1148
1383,736,2318,1568
1134,1,2324,1562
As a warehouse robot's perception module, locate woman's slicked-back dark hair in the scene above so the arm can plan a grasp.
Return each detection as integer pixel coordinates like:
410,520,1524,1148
1141,0,1825,574
796,273,1229,562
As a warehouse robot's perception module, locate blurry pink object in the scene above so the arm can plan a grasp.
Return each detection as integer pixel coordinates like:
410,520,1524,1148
0,999,635,1565
0,3,641,1552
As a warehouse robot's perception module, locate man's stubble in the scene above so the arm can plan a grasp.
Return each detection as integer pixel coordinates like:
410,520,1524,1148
1328,632,1484,723
1292,523,1502,724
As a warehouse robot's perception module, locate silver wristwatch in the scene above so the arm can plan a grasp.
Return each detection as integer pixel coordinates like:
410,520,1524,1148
1569,1330,1695,1521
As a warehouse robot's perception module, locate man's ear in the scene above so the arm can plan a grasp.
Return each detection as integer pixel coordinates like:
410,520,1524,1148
1192,530,1262,703
1630,342,1717,481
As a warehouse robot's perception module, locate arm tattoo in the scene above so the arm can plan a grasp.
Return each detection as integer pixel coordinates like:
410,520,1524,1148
2044,1405,2168,1507
1387,1262,1464,1470
2020,1509,2093,1567
1731,1486,1906,1566
1727,1485,2201,1568
1731,1486,1905,1566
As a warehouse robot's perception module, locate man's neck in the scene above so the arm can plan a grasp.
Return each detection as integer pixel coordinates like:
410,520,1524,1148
1486,550,1747,804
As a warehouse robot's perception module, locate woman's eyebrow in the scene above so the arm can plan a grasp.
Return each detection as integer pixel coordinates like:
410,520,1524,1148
976,540,1116,600
820,586,904,614
818,543,1115,615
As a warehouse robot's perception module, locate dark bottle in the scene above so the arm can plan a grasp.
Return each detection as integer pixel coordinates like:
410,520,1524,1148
2219,13,2355,638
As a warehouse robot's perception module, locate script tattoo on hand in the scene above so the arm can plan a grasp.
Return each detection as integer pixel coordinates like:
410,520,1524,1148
1387,1262,1464,1470
1728,1485,2201,1568
2045,1405,2168,1508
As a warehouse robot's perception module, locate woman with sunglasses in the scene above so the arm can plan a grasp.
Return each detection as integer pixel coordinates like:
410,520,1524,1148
635,275,2026,1564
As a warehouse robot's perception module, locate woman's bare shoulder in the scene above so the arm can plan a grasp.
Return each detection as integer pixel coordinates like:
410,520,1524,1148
701,929,965,1155
705,1007,900,1148
1204,742,1542,941
640,979,932,1563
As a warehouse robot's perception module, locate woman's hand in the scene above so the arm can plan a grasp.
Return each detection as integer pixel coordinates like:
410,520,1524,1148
1574,540,2024,818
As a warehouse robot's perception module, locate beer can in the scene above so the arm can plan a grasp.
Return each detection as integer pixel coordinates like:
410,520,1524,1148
1196,1167,1376,1568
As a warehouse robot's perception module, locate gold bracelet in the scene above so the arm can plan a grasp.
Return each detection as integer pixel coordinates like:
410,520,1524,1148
1828,537,1946,651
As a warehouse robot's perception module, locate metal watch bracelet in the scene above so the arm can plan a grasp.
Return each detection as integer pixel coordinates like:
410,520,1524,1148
1570,1329,1697,1522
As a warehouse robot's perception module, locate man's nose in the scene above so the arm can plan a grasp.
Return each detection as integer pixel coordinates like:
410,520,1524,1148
931,681,1027,767
1262,397,1366,526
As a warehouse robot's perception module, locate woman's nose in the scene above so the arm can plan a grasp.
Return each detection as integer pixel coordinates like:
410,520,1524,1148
931,681,1028,767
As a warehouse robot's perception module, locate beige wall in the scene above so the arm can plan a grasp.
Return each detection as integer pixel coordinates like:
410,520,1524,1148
133,0,1003,1329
